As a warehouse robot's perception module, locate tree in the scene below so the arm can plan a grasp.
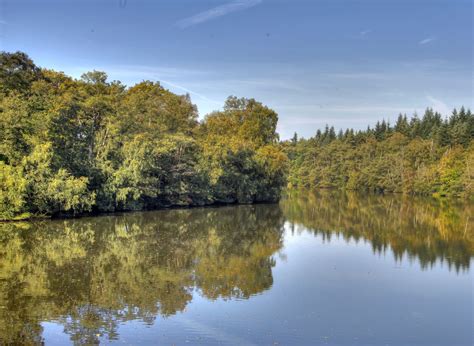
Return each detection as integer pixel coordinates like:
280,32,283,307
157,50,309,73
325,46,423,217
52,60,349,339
284,107,473,198
0,51,41,94
0,162,28,220
198,97,287,204
291,132,298,145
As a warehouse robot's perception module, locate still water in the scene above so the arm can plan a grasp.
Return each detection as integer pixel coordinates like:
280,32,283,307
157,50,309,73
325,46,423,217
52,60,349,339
0,191,472,345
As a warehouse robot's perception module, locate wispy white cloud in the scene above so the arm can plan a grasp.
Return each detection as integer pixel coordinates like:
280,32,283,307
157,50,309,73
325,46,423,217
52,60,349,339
350,29,371,40
225,78,308,92
65,64,221,106
113,66,221,104
359,30,371,38
280,116,384,126
0,19,7,25
158,79,221,105
277,105,417,115
97,64,210,79
326,72,388,80
176,0,262,29
419,37,436,45
426,95,450,114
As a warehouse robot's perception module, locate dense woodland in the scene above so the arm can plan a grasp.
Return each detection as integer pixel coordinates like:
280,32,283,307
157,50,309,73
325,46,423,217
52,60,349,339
283,106,473,198
0,52,287,220
0,51,473,220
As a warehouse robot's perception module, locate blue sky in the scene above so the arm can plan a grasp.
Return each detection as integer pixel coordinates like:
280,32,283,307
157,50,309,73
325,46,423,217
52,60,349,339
0,0,472,139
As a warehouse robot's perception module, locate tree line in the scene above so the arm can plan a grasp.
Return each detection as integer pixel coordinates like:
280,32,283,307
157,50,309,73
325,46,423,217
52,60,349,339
0,51,287,220
1,51,472,220
283,106,473,198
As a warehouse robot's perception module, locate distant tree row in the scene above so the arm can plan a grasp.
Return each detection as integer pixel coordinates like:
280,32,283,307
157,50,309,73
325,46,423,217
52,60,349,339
0,51,287,220
283,107,473,198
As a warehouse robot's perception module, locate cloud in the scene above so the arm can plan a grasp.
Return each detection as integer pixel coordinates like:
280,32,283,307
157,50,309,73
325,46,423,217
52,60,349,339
350,29,371,40
97,64,210,80
226,78,308,92
426,95,450,115
66,64,221,106
0,20,7,25
277,105,417,115
326,72,388,80
176,0,262,29
419,37,436,45
158,79,221,105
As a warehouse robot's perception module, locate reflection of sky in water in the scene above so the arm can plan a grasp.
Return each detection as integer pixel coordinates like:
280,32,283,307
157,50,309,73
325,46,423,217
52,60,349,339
41,224,472,345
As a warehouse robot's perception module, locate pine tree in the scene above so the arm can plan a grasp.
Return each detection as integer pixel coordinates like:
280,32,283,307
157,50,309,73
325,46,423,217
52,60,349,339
291,132,298,145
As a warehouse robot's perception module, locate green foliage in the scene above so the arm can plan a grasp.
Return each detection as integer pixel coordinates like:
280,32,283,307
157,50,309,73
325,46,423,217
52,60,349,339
44,169,95,214
0,52,287,220
198,97,287,204
285,108,473,198
0,51,41,95
0,93,32,163
0,143,95,220
2,50,470,220
22,143,95,215
0,162,28,220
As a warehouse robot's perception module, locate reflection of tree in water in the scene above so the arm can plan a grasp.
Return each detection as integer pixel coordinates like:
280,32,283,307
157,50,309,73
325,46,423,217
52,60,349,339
282,190,473,272
0,205,285,344
3,192,469,343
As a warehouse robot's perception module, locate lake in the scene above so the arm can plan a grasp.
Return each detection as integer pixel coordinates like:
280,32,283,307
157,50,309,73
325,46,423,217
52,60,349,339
0,190,472,345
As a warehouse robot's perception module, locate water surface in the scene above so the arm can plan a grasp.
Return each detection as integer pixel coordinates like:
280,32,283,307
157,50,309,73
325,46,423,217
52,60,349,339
0,191,472,345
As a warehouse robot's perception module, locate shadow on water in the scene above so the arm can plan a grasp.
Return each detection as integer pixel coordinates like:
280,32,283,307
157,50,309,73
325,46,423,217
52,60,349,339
0,192,472,344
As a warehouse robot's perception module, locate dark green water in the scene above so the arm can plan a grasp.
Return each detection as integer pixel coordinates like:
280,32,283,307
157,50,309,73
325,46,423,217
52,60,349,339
0,191,472,345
